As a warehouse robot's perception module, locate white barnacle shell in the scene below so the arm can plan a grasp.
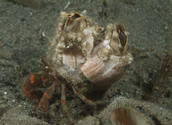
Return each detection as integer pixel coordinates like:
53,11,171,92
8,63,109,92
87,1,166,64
48,11,133,90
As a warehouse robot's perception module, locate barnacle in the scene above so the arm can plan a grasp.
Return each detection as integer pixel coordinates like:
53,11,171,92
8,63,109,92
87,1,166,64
110,107,147,125
98,97,172,125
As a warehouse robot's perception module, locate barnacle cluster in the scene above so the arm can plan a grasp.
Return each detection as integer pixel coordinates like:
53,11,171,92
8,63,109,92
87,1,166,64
48,11,133,89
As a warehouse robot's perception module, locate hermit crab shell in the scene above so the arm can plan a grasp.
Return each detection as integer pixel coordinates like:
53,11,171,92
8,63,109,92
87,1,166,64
48,11,133,90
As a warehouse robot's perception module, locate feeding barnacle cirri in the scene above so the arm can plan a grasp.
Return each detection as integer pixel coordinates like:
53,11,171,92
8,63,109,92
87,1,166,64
22,11,133,124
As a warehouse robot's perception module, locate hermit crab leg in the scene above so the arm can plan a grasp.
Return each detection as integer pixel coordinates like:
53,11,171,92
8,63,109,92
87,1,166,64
72,87,101,106
22,72,49,101
61,83,74,125
38,81,59,112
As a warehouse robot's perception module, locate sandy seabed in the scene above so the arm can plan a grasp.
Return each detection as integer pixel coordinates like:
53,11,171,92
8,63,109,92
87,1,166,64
0,0,172,124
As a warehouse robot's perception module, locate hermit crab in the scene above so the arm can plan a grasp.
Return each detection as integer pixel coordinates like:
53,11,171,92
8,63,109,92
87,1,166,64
22,11,133,124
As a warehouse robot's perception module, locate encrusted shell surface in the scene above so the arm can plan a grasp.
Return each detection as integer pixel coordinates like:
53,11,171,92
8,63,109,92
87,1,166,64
48,11,133,90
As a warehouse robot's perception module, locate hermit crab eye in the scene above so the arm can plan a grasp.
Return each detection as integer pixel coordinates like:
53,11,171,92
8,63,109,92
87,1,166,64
116,24,128,49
